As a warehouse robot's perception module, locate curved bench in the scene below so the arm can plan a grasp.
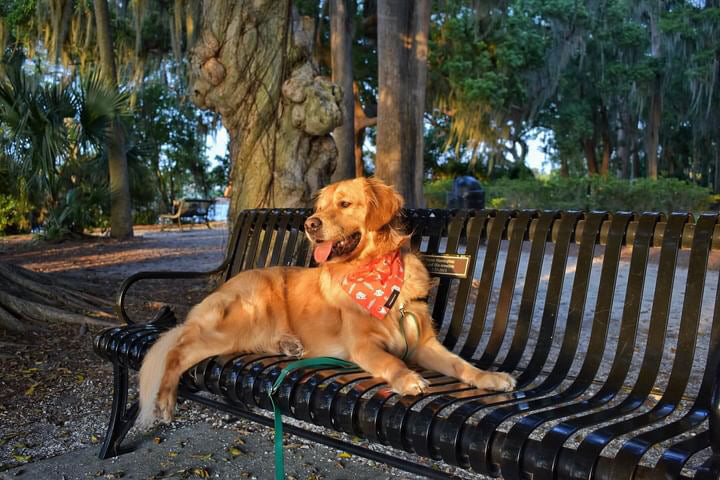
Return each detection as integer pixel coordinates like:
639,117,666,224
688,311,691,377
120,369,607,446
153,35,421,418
95,208,720,479
159,198,215,231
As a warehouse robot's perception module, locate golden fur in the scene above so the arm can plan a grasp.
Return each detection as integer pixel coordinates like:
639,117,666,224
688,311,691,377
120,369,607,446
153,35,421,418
138,177,515,426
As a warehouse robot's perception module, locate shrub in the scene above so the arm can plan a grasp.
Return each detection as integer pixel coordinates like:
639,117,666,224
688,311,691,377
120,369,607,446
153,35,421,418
424,177,454,208
0,194,31,235
134,208,159,225
38,187,109,241
424,175,713,213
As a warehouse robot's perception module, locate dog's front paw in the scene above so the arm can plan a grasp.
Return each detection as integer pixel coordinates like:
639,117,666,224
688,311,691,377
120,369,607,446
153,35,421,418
470,371,516,392
390,371,429,396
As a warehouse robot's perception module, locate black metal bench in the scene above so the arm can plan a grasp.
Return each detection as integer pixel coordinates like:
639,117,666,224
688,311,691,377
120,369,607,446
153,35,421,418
159,198,215,231
94,208,720,479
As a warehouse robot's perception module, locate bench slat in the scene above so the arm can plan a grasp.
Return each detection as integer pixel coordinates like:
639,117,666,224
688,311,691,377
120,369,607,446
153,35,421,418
254,211,279,268
563,213,689,478
500,211,557,372
479,210,533,367
243,210,270,271
267,211,293,267
430,211,467,328
461,210,512,359
527,212,651,480
227,211,258,278
441,212,486,350
468,212,605,476
514,212,580,386
281,211,305,267
606,214,717,478
498,212,631,479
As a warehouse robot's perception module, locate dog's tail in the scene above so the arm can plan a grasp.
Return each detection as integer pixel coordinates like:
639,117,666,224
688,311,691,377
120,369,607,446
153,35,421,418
137,324,186,427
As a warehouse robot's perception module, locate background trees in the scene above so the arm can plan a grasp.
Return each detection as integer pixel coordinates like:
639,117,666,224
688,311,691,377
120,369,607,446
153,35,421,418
0,0,225,236
0,0,719,237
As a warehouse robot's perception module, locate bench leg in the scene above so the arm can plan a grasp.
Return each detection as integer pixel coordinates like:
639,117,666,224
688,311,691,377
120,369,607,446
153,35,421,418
98,362,139,459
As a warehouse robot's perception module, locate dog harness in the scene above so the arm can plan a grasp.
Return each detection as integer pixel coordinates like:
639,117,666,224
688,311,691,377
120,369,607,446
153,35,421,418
341,250,404,319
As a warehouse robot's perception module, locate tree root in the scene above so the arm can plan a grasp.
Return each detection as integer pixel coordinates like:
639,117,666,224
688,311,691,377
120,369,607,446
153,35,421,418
0,261,117,333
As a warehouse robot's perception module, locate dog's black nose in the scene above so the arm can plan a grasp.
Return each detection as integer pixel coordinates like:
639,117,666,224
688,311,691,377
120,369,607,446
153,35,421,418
305,216,322,233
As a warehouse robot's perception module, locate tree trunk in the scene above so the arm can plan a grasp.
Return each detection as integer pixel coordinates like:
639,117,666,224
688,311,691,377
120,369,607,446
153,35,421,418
583,138,599,175
376,0,430,207
599,104,611,176
617,109,630,179
330,0,356,182
714,144,720,194
645,81,661,180
173,0,185,63
560,156,569,177
409,0,430,207
190,1,342,221
353,82,377,177
0,18,7,60
645,8,662,180
50,0,74,64
94,0,134,239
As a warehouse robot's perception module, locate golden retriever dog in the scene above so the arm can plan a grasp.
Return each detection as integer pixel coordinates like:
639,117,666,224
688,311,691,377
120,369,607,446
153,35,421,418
138,177,515,426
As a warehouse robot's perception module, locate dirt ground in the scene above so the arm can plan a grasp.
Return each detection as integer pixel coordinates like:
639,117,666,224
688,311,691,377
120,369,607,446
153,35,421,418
1,221,716,478
0,225,448,480
0,225,232,471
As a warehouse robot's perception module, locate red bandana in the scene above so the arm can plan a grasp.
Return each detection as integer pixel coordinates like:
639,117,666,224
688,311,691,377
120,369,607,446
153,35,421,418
341,251,404,319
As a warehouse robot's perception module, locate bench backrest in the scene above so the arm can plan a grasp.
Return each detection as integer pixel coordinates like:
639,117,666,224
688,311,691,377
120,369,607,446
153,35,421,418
177,198,215,217
222,209,720,404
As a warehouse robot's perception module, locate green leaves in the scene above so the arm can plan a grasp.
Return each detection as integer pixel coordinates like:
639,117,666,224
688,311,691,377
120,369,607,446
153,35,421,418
0,56,130,237
75,71,130,147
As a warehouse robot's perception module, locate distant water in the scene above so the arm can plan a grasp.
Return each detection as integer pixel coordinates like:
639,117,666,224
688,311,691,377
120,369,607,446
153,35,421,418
211,199,230,222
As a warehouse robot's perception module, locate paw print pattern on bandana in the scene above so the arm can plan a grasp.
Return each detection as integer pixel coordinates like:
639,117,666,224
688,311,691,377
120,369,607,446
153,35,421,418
341,250,404,319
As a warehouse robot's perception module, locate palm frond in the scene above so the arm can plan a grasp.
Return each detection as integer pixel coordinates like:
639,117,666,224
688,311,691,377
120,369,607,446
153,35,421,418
75,70,130,147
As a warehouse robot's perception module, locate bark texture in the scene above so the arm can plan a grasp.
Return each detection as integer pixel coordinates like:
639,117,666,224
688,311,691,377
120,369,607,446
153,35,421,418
330,0,356,182
94,0,134,239
376,0,430,207
645,8,662,180
190,1,343,218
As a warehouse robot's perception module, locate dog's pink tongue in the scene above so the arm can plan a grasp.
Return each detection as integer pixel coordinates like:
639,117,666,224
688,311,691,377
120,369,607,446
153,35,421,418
314,242,333,264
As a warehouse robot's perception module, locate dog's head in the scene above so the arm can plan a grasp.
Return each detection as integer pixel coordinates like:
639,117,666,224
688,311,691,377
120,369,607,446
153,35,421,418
305,177,405,263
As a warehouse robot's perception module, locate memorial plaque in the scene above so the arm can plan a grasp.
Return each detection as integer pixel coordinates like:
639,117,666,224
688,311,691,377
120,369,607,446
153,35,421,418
419,254,471,279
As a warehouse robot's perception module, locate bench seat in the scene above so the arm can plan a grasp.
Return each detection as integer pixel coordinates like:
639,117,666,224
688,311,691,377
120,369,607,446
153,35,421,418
94,208,720,479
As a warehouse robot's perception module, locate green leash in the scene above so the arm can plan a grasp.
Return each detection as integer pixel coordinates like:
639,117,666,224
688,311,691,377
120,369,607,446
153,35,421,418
268,309,420,479
269,357,357,480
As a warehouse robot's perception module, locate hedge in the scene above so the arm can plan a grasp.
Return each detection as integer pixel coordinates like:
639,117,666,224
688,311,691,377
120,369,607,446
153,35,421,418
424,176,714,213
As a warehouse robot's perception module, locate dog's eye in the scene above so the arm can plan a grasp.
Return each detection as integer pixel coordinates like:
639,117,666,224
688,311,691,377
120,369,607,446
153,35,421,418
339,201,352,208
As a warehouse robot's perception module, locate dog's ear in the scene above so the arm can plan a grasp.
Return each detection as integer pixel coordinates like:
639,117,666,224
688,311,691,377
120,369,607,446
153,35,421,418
364,177,404,231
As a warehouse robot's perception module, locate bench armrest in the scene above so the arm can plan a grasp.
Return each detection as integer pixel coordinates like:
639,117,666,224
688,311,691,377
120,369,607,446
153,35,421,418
115,260,229,325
